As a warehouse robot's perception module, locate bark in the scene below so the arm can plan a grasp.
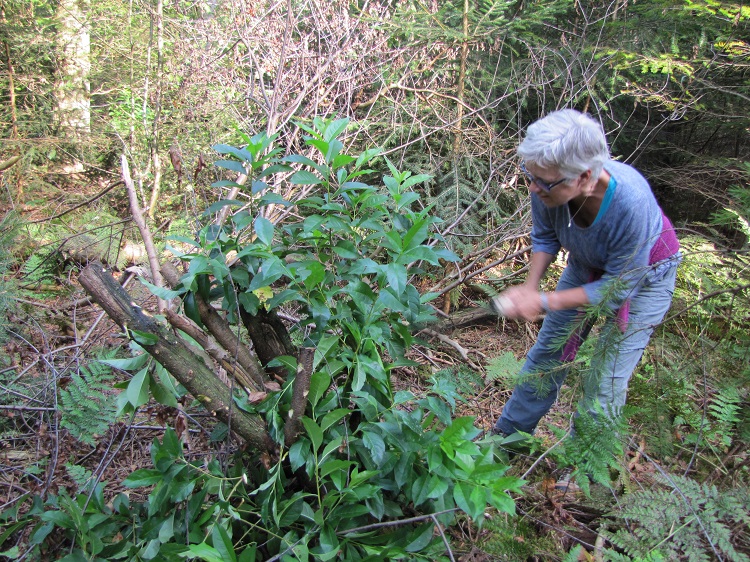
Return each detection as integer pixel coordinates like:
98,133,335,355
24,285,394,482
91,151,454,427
54,0,90,150
284,347,314,447
161,262,269,389
78,262,274,452
164,309,263,393
428,306,498,334
239,307,296,376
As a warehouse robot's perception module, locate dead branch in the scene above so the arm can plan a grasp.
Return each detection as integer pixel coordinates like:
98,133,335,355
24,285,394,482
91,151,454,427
427,305,499,334
165,309,262,393
122,155,166,311
420,328,481,370
160,262,268,389
78,262,273,451
29,180,124,224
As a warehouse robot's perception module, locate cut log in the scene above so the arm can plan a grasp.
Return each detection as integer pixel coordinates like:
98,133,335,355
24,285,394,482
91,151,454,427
78,262,273,452
428,305,499,333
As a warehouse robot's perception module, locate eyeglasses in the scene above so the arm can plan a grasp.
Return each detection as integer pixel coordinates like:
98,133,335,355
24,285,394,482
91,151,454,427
519,161,568,192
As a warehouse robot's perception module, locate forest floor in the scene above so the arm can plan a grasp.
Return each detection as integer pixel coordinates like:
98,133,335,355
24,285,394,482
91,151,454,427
1,270,639,560
5,174,737,559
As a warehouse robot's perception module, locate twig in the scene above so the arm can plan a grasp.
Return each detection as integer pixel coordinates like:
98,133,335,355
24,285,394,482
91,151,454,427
431,513,456,562
28,181,124,224
430,246,531,297
0,405,56,411
521,423,572,481
342,509,458,535
121,155,165,311
420,328,481,369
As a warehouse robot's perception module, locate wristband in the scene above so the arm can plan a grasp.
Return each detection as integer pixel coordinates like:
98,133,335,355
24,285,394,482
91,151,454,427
539,292,550,313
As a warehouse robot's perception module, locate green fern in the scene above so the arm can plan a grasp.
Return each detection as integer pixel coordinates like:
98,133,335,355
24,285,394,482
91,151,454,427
21,250,61,286
432,366,482,402
64,463,97,493
707,385,742,447
551,406,631,494
603,473,750,562
59,353,119,446
485,352,524,383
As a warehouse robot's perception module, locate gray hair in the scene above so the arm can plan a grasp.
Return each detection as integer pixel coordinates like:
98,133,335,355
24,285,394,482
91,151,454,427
517,109,609,180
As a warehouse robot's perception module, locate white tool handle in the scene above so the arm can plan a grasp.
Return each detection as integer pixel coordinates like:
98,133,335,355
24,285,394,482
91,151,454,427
491,295,513,317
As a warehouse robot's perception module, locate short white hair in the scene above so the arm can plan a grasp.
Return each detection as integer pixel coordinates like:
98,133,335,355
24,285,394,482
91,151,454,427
517,109,609,180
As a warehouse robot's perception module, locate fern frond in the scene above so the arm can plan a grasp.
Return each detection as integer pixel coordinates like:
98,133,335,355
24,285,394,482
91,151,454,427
58,351,120,446
603,473,750,562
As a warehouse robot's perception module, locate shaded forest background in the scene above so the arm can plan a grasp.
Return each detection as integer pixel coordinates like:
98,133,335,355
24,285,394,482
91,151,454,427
1,0,749,560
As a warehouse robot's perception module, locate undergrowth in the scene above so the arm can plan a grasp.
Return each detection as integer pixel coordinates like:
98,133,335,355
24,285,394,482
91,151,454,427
58,351,120,446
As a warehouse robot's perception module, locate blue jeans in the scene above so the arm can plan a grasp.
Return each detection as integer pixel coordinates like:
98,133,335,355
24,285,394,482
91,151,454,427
494,255,681,436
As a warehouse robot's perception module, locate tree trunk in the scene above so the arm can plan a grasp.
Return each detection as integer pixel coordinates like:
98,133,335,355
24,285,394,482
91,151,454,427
147,0,164,219
240,307,296,376
78,263,274,452
55,0,90,172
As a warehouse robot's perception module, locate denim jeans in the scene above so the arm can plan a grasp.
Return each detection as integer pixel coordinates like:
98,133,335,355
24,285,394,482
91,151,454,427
494,254,681,436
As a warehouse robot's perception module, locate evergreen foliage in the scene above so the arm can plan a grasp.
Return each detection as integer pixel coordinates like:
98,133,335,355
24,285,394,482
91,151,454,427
1,0,750,560
0,212,20,345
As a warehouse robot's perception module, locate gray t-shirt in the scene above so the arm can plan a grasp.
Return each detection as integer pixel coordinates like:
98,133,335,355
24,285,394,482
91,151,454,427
530,160,664,306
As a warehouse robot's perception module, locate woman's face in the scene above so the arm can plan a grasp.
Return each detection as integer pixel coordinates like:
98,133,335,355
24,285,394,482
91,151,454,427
522,162,587,207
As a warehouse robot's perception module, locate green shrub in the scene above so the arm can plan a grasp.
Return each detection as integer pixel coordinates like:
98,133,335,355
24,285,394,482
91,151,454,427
1,118,525,561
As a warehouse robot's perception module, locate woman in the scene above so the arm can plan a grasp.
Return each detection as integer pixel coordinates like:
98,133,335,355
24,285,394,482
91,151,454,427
492,109,680,438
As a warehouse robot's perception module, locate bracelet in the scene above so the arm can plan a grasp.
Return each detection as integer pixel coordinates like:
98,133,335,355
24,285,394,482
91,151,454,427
539,292,550,313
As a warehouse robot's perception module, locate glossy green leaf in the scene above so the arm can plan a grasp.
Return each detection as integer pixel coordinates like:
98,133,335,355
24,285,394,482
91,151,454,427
290,170,322,185
202,199,244,215
126,368,150,408
150,374,179,408
301,417,324,452
129,329,158,347
254,216,274,245
307,370,332,409
185,542,225,562
362,430,386,465
405,522,434,552
139,279,185,300
99,353,149,372
214,160,248,174
212,523,237,562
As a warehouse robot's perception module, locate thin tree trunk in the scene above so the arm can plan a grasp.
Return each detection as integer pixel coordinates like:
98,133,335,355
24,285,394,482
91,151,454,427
122,154,166,312
239,307,296,377
0,4,22,199
452,0,469,155
54,0,90,173
160,262,269,390
147,0,164,218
